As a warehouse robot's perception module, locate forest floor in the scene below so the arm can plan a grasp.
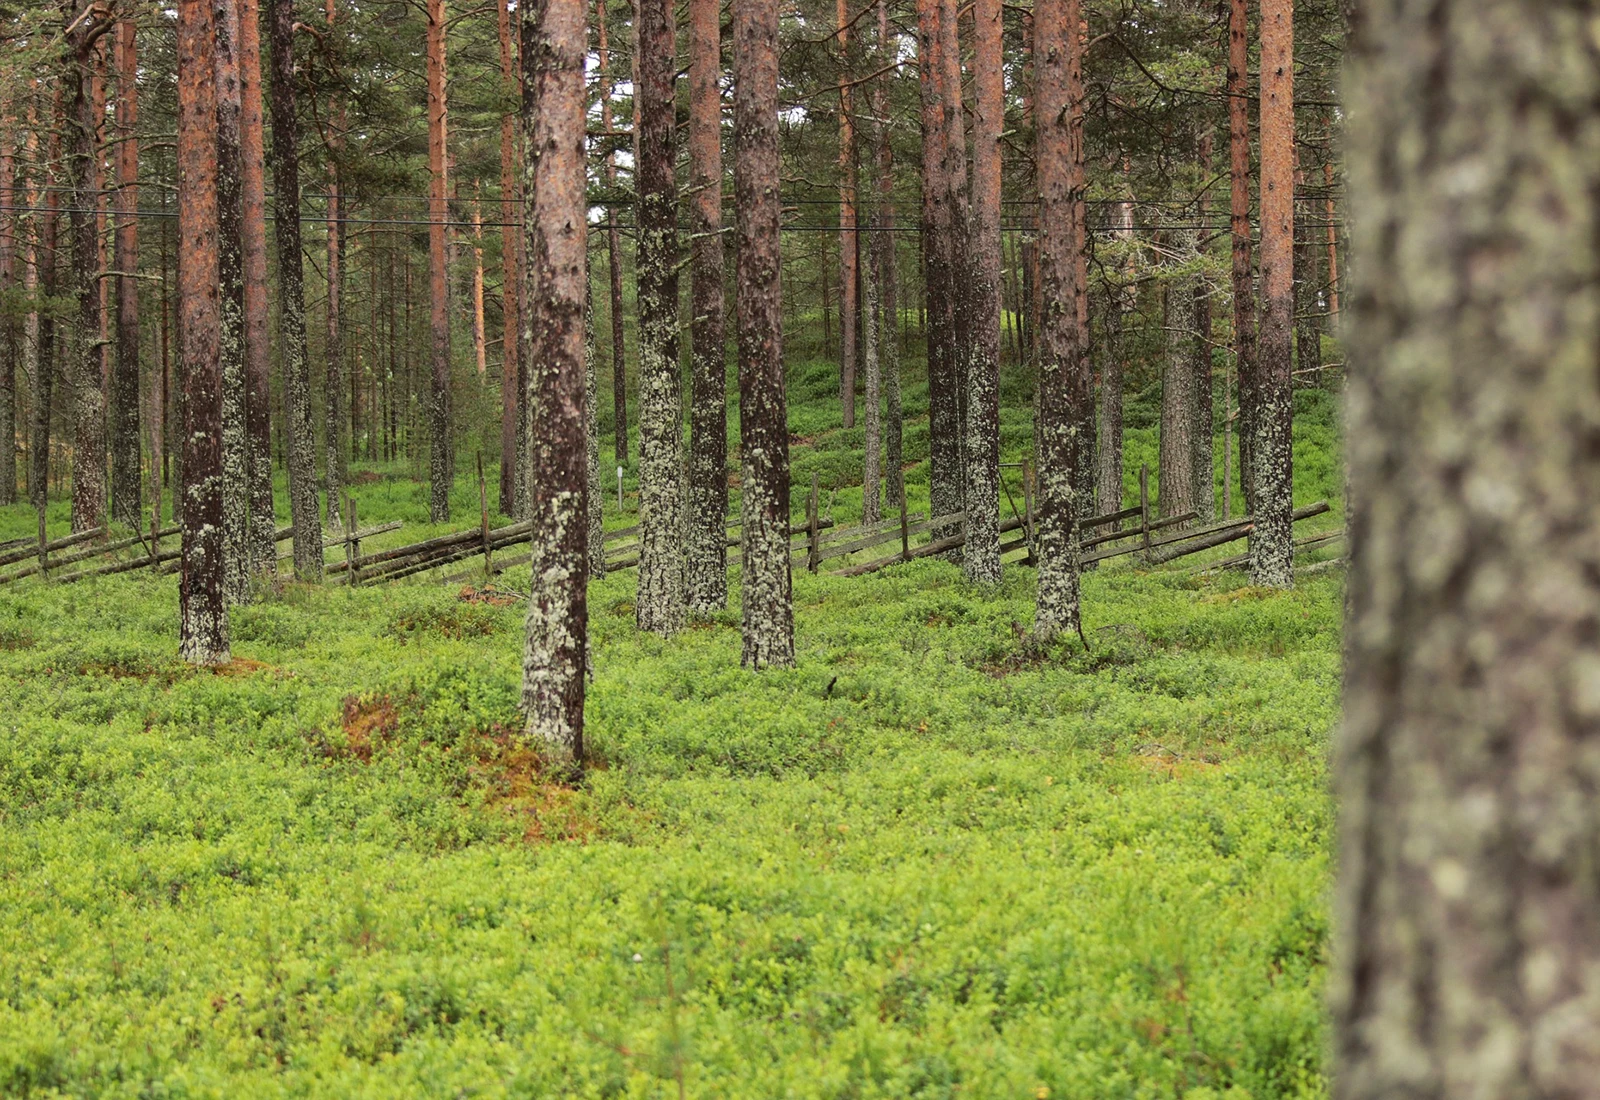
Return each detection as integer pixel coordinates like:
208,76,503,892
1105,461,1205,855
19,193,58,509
0,363,1343,1097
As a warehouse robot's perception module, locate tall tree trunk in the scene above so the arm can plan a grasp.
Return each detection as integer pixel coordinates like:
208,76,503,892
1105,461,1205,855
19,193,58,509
733,0,793,669
634,0,685,636
916,0,960,531
836,0,858,430
1227,0,1256,515
29,89,61,511
962,0,1002,584
176,0,230,665
497,0,521,513
688,0,732,613
874,0,901,508
109,18,140,524
470,190,486,379
861,234,882,524
426,0,453,522
268,0,322,579
597,0,628,468
215,0,251,605
1337,3,1600,1095
324,0,346,527
1096,185,1134,519
1252,0,1293,587
238,0,275,571
0,99,16,506
1293,155,1321,383
1157,273,1195,522
63,3,108,534
937,0,971,532
685,0,728,613
1190,133,1215,524
1322,159,1339,322
1032,0,1088,642
521,0,589,766
585,290,605,579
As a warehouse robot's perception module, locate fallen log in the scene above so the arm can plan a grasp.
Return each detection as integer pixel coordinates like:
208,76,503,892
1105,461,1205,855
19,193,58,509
0,525,108,568
831,514,1024,577
1143,502,1331,565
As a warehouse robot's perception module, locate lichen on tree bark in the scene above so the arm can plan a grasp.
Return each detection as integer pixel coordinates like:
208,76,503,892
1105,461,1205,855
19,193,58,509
733,0,794,670
520,0,588,767
634,0,686,637
1337,2,1600,1095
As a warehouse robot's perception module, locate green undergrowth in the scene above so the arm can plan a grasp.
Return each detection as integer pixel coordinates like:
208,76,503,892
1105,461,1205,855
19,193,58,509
0,373,1343,1098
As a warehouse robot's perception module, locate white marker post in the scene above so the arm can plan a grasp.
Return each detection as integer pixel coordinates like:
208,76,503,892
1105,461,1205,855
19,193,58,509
617,466,625,513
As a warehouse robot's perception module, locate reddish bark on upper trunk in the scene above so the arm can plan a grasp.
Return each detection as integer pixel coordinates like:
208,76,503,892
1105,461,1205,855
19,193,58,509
427,0,453,522
176,0,230,665
686,0,728,612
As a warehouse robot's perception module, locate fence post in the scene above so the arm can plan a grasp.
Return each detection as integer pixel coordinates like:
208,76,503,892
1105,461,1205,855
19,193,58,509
898,465,910,561
807,472,820,573
346,497,360,587
477,452,492,581
1021,459,1036,564
1139,463,1152,562
36,500,47,581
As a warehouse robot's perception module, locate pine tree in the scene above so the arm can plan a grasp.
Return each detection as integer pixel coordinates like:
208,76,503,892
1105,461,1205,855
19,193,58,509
836,0,858,431
1252,0,1293,587
685,0,728,614
109,15,140,525
268,0,322,580
176,0,230,665
238,0,276,573
520,0,589,766
634,0,685,636
1227,0,1256,515
733,0,793,669
497,0,521,515
426,0,453,523
1032,0,1089,642
214,0,251,604
962,0,1003,584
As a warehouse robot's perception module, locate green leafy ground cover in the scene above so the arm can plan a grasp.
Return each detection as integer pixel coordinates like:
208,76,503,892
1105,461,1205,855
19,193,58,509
0,367,1341,1098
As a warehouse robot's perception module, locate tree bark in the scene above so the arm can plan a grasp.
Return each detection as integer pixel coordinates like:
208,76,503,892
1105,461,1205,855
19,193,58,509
1227,0,1256,516
268,0,322,579
686,0,728,614
733,0,794,669
214,0,251,605
916,0,961,535
176,0,230,665
874,0,901,508
1158,274,1196,523
1322,159,1340,321
585,289,605,580
324,0,346,527
937,0,971,535
861,233,882,524
427,0,453,522
1032,0,1089,642
0,98,16,506
962,0,1003,584
109,16,140,525
634,0,685,636
837,0,858,430
238,0,275,572
1096,185,1134,520
63,2,109,534
1336,3,1600,1095
1190,133,1215,524
1252,0,1293,587
597,0,628,468
498,0,521,514
29,90,61,512
520,0,589,768
1293,154,1321,383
